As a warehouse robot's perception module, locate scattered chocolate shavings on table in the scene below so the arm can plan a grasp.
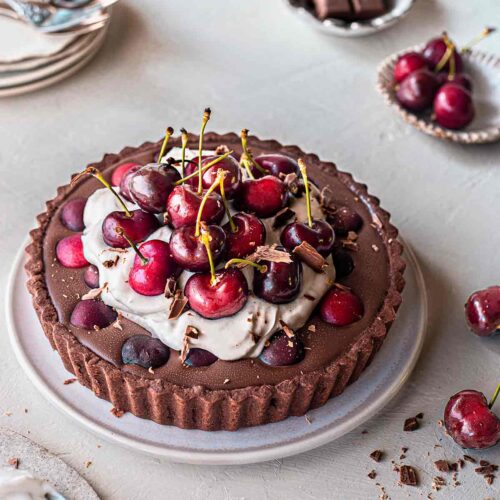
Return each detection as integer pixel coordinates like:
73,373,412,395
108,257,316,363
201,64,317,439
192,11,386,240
463,455,477,463
485,475,495,485
399,465,418,486
168,290,188,320
480,460,491,466
475,464,498,475
164,277,178,298
7,458,19,468
81,282,108,300
63,378,77,385
368,470,377,479
432,476,446,491
293,241,328,273
84,461,92,468
434,460,450,472
110,407,124,418
247,245,292,265
272,207,296,229
404,416,420,432
370,450,384,462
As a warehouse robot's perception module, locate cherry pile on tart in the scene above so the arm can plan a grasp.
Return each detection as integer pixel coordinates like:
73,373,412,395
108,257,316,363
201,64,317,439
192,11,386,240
26,110,405,430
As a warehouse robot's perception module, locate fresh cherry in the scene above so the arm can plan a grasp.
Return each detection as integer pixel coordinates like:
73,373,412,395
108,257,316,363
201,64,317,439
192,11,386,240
237,176,288,218
394,52,428,83
332,248,354,279
166,185,224,229
60,198,86,231
328,206,363,235
253,247,302,304
252,154,299,179
320,288,363,326
119,164,141,202
56,234,88,268
423,36,463,73
396,69,439,111
444,385,500,449
170,225,226,272
111,162,141,187
129,163,181,214
102,209,160,248
84,265,100,288
184,268,248,319
70,300,117,329
121,334,170,369
184,348,218,367
437,72,473,92
129,240,180,296
259,330,304,366
434,83,474,129
465,286,500,337
223,212,266,259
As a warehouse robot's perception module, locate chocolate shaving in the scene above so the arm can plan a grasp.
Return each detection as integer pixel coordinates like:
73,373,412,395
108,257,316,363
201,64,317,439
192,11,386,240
110,407,124,418
168,290,188,320
215,144,230,155
319,185,335,209
463,455,477,463
102,256,119,268
485,474,495,485
432,476,446,491
304,294,316,301
293,241,328,273
480,460,490,466
416,412,424,419
341,240,359,252
399,465,418,486
164,277,178,299
247,245,292,265
404,417,419,432
434,460,450,472
283,172,302,197
307,324,316,332
64,378,77,385
185,325,200,339
367,470,377,479
475,465,498,475
180,326,200,363
281,322,294,338
370,450,383,462
8,458,19,469
272,207,296,230
81,282,108,301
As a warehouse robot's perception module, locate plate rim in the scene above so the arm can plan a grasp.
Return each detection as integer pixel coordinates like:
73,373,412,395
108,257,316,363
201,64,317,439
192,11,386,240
6,238,427,465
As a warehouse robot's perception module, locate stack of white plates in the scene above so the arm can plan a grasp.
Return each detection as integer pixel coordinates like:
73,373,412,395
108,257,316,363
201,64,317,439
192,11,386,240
0,2,110,97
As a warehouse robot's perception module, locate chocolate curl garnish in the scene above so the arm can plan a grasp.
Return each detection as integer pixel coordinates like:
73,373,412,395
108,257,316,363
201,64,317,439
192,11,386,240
164,277,178,299
283,172,302,197
168,289,188,320
81,282,108,300
180,325,200,364
272,207,296,230
246,245,293,265
279,321,295,338
293,241,328,273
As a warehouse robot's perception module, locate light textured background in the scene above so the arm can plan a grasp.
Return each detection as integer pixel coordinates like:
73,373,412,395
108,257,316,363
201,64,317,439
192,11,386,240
1,0,500,498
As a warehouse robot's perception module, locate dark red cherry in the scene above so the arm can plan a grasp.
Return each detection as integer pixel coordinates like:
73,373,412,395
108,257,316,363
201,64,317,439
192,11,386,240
223,212,266,259
423,36,463,73
129,240,180,296
121,335,170,369
253,247,302,304
252,154,299,179
394,52,428,83
280,219,334,256
437,72,473,92
184,268,249,319
328,206,363,235
102,209,160,248
170,225,226,272
166,185,224,229
184,348,218,367
396,69,439,112
119,164,141,202
434,83,474,129
60,198,86,231
444,390,500,449
465,286,500,337
332,248,354,279
112,162,141,187
237,176,288,218
129,163,181,213
70,300,117,329
84,265,100,288
56,234,88,268
259,330,304,366
320,288,363,326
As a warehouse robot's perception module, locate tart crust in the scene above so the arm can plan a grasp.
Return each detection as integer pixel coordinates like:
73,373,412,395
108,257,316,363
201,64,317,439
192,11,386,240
25,133,405,431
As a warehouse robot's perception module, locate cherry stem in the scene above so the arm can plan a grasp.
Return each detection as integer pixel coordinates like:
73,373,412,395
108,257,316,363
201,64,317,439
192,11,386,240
443,38,456,79
435,38,454,73
115,227,148,265
195,171,224,238
461,27,496,52
198,108,211,195
240,129,267,178
218,170,236,232
158,127,174,164
200,227,217,286
180,128,188,177
298,159,313,228
75,167,131,218
174,150,233,185
489,381,500,409
225,258,267,273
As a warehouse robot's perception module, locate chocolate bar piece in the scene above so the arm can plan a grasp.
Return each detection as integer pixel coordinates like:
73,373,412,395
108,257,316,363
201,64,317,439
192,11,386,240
314,0,352,21
351,0,386,20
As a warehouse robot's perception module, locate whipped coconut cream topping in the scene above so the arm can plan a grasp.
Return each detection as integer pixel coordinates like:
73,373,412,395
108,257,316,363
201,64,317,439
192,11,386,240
81,148,335,361
0,468,61,500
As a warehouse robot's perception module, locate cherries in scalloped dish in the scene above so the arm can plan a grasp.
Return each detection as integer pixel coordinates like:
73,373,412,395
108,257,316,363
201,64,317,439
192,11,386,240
56,234,88,268
121,335,170,369
60,198,86,231
320,288,363,326
70,300,117,330
259,330,304,366
394,51,428,84
434,83,474,130
465,286,500,337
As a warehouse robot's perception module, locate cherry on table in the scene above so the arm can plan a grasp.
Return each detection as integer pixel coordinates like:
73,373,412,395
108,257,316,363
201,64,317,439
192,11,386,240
223,212,266,259
84,265,100,288
184,348,218,367
111,162,141,187
121,334,170,369
394,51,428,83
70,300,117,329
423,36,463,73
434,83,474,129
444,384,500,449
60,198,86,231
119,164,141,202
320,288,363,326
252,154,299,179
328,206,363,235
102,209,160,248
465,286,500,337
56,234,88,268
237,176,288,219
396,69,439,112
259,330,304,366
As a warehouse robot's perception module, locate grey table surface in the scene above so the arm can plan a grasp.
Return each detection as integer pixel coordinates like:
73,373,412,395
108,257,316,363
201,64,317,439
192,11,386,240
1,0,500,498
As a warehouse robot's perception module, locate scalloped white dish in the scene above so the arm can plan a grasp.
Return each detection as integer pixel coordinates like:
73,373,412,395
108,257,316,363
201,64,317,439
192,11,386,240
377,46,500,144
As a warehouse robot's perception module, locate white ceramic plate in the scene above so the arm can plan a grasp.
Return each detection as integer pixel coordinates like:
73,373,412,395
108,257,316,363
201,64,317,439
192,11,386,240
6,239,427,465
283,0,415,37
377,46,500,144
0,427,99,499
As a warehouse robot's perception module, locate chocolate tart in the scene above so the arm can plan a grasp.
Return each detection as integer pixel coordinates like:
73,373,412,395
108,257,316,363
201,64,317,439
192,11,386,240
25,133,405,431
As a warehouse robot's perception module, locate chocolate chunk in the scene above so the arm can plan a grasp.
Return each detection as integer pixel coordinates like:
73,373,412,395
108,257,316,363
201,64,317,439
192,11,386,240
168,290,188,320
485,474,495,485
475,464,498,475
293,241,328,273
367,470,377,479
463,455,477,463
480,460,490,466
399,465,418,486
272,207,296,230
404,417,419,432
434,460,450,472
370,450,383,462
7,458,19,469
314,0,352,21
247,245,292,265
416,412,424,419
164,277,177,299
351,0,386,20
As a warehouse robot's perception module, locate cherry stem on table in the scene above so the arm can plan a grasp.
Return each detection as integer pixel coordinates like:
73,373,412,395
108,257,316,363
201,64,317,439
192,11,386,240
461,26,496,52
180,128,188,177
195,171,224,238
225,258,267,273
298,159,313,228
200,228,217,285
174,150,233,185
115,227,148,265
198,108,211,194
158,126,174,164
489,381,500,409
